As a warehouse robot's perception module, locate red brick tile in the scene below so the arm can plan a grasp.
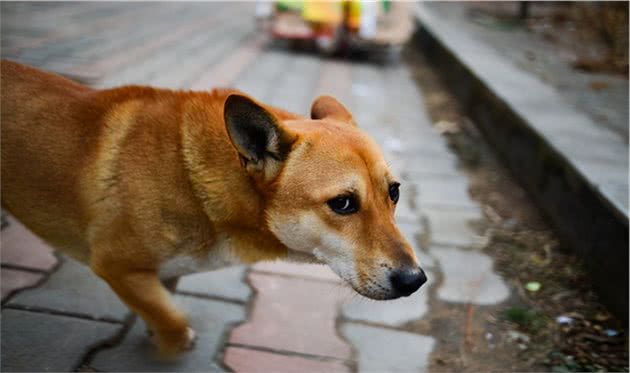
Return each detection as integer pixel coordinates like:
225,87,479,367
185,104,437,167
1,268,43,301
224,347,350,373
1,217,57,271
229,273,352,359
252,261,341,283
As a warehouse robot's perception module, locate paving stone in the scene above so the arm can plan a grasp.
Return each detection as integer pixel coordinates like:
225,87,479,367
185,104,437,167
191,34,266,89
552,129,627,165
423,207,483,248
342,323,435,372
415,175,477,209
0,216,57,271
401,131,448,154
395,138,459,161
384,152,407,179
393,115,437,137
416,252,437,271
315,59,353,106
234,50,292,102
230,272,352,360
381,136,408,158
8,257,129,321
383,68,435,135
351,63,387,128
396,219,423,242
404,155,462,179
96,6,235,88
268,53,322,114
432,247,510,305
342,269,433,326
397,221,435,268
91,294,245,372
149,21,254,89
74,6,230,79
1,268,43,301
177,266,251,302
395,192,419,223
401,132,452,156
1,309,123,372
74,4,196,62
224,346,350,373
252,261,341,282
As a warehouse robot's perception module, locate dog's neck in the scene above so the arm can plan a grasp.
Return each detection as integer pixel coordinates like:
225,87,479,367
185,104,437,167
179,106,310,264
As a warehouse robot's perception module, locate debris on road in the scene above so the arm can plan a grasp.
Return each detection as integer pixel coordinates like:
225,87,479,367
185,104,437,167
525,282,541,293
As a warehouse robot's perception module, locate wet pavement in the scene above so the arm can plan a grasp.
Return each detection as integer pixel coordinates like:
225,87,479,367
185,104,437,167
1,3,512,371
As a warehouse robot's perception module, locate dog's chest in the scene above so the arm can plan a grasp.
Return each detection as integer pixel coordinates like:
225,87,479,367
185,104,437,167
158,236,241,279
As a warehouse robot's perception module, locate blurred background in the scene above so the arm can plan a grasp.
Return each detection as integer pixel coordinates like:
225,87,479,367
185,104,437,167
1,2,628,372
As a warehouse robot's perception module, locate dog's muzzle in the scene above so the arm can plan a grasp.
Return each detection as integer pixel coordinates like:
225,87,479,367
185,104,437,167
389,267,427,297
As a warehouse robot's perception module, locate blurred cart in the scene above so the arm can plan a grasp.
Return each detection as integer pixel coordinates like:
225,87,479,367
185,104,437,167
262,1,414,54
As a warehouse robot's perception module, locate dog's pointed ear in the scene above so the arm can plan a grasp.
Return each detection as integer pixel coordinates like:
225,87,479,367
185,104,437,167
310,95,356,126
224,94,296,180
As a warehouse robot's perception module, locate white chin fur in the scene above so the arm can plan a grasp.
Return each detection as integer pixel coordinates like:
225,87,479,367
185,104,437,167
313,246,357,288
286,249,320,264
269,211,357,286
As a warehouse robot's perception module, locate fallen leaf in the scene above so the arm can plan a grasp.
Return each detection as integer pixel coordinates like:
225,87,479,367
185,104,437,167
525,281,541,292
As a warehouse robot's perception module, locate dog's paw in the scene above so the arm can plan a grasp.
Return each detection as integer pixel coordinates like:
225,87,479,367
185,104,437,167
152,326,197,356
182,327,196,350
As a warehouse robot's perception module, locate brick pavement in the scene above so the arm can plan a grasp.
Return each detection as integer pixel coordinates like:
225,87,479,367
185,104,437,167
1,3,512,371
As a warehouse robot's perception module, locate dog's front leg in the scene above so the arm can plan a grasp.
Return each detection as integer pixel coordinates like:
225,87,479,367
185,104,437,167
142,277,181,339
91,258,194,355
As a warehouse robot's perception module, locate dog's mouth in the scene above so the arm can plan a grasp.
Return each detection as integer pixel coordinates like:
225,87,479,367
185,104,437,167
337,273,403,301
350,283,401,301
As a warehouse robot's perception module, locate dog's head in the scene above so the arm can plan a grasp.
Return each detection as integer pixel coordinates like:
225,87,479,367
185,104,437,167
224,94,426,300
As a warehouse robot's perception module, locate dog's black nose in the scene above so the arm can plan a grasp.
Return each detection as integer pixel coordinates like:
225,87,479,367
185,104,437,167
390,267,427,297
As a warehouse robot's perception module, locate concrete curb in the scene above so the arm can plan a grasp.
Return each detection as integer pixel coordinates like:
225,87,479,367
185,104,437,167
414,4,628,321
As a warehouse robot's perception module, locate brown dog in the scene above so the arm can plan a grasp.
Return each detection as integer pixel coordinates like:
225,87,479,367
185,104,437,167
1,60,427,355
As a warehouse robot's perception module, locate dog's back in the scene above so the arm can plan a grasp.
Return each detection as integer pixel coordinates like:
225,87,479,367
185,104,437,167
1,60,101,258
1,61,244,262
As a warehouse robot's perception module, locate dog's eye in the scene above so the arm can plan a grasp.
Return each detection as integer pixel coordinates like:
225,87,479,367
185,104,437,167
389,182,400,204
327,195,359,215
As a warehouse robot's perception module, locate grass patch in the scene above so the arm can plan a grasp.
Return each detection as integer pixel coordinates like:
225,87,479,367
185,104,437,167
503,305,547,333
